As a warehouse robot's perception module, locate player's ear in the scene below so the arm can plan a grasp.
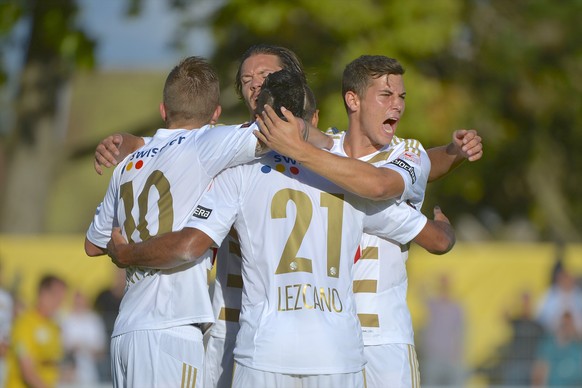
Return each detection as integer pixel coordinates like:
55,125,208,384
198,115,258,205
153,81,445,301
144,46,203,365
310,109,320,127
345,91,359,113
210,105,222,125
159,102,167,121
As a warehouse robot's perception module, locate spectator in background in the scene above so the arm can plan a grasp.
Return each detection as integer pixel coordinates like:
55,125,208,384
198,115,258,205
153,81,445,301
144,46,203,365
0,261,13,388
61,290,106,385
92,268,125,383
5,274,68,388
499,290,545,385
536,259,582,335
419,273,466,387
531,310,582,386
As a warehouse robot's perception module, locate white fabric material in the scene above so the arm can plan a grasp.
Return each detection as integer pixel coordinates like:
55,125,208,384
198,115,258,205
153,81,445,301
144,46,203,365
86,123,258,336
331,133,431,346
186,151,427,375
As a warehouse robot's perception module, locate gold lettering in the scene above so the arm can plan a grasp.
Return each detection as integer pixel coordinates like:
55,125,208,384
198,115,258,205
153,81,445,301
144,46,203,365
293,284,302,311
285,285,294,311
332,288,343,312
302,284,313,309
320,287,332,311
276,284,343,313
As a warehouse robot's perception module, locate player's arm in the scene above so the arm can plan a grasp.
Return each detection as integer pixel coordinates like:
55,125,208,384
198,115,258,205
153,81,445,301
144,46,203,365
94,133,145,175
412,206,455,254
106,227,215,270
255,105,405,200
85,238,107,257
426,129,482,182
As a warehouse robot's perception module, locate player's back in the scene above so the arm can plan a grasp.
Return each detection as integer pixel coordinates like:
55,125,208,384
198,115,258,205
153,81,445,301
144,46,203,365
109,124,257,336
188,150,427,375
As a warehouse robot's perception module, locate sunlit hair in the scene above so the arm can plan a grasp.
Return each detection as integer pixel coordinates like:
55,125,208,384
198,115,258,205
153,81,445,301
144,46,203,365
235,44,305,99
303,85,317,121
341,55,405,108
163,56,219,127
255,69,306,120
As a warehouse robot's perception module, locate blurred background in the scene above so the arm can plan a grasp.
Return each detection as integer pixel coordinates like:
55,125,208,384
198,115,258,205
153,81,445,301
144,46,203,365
0,0,580,386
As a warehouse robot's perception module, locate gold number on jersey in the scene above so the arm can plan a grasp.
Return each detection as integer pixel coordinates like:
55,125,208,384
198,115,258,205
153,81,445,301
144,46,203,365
271,189,343,277
119,170,174,242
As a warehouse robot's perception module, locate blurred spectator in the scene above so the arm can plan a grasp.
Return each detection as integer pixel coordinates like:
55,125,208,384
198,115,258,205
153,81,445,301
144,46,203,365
498,290,545,385
60,290,106,385
536,259,582,334
92,268,125,383
419,273,466,387
5,274,68,388
531,310,582,386
0,261,13,388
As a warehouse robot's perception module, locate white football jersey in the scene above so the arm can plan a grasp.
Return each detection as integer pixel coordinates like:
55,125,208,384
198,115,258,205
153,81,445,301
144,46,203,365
209,231,243,339
185,151,428,374
86,123,258,337
330,133,431,346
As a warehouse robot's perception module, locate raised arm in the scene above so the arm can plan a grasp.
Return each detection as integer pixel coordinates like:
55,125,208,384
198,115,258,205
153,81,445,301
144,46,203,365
426,129,482,182
412,206,455,254
255,105,405,201
94,133,146,175
106,227,215,270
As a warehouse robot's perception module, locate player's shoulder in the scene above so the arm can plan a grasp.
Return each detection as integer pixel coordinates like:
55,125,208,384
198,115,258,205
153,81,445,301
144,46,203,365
390,136,427,158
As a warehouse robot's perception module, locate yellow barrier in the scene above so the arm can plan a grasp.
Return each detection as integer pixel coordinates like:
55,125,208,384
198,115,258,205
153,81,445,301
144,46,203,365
1,236,580,385
0,235,119,307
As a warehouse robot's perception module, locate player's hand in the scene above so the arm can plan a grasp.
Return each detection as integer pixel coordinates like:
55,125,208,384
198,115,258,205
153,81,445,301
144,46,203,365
254,105,306,158
432,205,451,224
107,227,129,268
452,129,482,162
94,134,123,175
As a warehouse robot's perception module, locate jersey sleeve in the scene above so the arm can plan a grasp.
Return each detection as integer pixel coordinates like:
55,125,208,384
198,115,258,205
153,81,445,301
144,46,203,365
363,200,427,245
185,166,242,247
195,123,258,178
85,164,123,248
383,140,431,205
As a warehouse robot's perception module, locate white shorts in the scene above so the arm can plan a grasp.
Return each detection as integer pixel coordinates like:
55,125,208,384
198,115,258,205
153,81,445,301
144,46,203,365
204,335,236,388
111,325,204,388
232,362,366,388
363,343,420,388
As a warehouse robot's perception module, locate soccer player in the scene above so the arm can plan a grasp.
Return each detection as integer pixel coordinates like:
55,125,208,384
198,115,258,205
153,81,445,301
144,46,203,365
105,68,455,388
84,56,271,387
256,54,482,388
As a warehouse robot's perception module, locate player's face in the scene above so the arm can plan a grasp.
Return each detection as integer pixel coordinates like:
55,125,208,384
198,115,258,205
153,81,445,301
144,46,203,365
240,54,282,115
359,73,406,147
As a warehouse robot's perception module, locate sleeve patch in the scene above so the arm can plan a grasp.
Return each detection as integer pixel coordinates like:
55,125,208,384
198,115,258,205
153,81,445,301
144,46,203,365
193,205,212,219
389,159,417,184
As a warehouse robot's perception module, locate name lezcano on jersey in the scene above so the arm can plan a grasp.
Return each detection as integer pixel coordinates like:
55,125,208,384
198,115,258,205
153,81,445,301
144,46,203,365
277,284,343,313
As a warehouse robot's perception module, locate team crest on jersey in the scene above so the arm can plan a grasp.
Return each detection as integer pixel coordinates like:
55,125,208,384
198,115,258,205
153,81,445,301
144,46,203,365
400,151,420,165
193,205,212,219
389,159,417,184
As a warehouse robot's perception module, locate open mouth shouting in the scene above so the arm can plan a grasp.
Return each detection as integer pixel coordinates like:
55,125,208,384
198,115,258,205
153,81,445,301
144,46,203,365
383,117,399,135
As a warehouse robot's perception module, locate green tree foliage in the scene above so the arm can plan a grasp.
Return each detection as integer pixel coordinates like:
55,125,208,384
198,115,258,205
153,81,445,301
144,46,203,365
208,0,582,241
0,0,95,232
